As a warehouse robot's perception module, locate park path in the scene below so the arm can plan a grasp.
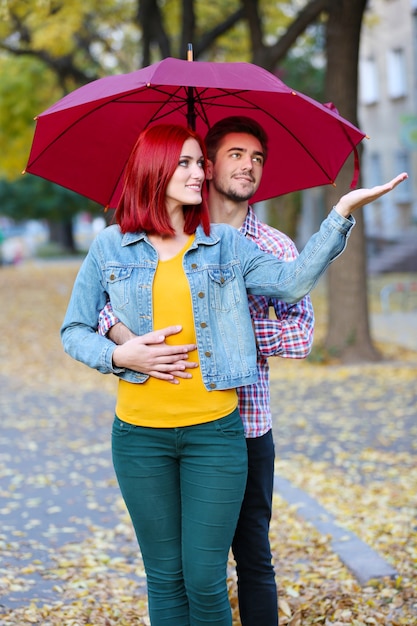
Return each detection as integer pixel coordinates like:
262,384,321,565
0,312,416,611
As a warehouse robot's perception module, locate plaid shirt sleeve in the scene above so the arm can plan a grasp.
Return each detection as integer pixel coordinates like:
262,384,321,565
97,301,120,336
252,296,314,359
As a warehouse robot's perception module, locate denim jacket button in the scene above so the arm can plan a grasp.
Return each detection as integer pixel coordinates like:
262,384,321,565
204,351,212,358
200,322,207,328
198,292,205,298
209,383,216,389
191,263,198,269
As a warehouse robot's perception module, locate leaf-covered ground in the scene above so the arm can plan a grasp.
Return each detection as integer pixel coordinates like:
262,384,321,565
0,261,416,625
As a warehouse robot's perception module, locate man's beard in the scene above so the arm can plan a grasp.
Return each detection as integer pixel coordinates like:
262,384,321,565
212,178,254,202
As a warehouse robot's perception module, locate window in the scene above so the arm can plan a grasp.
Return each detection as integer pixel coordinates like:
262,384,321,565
394,151,411,202
369,152,382,188
359,57,379,104
387,48,407,99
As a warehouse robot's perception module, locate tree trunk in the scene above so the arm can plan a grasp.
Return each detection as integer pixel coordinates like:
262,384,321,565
137,0,171,66
49,219,76,253
323,0,380,362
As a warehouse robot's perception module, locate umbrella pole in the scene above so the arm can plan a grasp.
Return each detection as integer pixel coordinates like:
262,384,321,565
186,43,196,130
187,87,196,130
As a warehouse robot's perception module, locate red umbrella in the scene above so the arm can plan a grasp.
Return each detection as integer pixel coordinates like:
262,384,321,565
25,57,366,208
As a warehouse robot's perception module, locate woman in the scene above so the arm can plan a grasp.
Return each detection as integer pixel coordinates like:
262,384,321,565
61,123,406,626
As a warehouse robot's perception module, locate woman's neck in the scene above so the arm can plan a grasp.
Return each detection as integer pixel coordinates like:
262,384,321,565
148,232,191,261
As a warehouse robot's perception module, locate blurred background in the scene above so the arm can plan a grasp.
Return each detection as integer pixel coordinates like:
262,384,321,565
1,0,416,362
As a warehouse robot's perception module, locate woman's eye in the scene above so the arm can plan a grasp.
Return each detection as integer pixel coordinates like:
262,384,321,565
178,159,189,167
198,160,205,168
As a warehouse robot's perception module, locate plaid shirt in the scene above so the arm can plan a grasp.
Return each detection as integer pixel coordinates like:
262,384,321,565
237,208,314,437
98,208,314,438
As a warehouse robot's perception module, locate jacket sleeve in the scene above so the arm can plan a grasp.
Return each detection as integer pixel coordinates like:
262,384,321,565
242,209,354,303
60,240,124,376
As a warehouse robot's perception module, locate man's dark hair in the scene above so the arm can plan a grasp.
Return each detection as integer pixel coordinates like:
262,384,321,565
205,116,268,163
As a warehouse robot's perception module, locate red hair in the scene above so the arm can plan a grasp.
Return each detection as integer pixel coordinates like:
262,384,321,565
115,124,210,236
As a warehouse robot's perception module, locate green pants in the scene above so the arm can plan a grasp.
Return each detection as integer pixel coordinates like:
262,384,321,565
112,408,248,625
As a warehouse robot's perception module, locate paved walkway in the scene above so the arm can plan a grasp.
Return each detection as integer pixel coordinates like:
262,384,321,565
0,315,416,609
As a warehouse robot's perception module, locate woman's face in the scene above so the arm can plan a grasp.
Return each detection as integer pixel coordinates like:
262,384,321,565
165,138,205,210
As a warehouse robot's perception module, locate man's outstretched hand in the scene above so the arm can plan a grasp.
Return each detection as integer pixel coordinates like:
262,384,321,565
334,172,408,218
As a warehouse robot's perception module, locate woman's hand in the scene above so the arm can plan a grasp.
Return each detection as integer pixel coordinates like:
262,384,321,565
111,325,198,384
334,172,408,218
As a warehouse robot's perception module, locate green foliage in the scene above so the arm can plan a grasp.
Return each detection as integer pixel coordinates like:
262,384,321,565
0,175,102,222
0,0,139,178
279,47,325,102
0,55,61,179
0,0,137,72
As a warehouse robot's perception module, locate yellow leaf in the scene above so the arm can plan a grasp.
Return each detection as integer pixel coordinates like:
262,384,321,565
278,597,292,617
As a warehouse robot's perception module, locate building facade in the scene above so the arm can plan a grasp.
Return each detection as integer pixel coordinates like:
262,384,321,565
358,0,417,241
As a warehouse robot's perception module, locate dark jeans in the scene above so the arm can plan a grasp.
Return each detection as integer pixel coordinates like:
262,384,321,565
232,429,278,626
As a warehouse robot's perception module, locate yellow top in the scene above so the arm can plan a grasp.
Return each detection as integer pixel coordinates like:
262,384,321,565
116,235,237,427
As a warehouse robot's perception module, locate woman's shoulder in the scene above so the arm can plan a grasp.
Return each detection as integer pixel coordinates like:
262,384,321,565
93,224,122,243
100,224,122,237
87,224,123,255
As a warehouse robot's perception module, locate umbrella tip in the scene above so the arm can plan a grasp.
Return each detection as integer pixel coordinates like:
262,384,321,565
187,43,193,61
21,169,26,175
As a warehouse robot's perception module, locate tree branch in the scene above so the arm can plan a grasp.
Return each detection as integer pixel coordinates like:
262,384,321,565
0,42,94,89
193,8,245,58
243,0,329,70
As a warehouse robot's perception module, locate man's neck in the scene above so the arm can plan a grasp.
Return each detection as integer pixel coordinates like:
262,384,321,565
208,193,249,229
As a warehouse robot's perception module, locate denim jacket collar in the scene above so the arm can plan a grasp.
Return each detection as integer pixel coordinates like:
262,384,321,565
121,224,222,248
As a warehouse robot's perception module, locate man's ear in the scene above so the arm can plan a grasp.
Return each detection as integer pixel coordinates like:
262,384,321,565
206,160,214,181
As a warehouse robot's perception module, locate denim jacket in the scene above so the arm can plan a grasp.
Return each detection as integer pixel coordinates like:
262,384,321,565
61,209,354,390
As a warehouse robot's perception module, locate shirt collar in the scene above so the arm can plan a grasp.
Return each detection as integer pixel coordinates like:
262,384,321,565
239,206,260,238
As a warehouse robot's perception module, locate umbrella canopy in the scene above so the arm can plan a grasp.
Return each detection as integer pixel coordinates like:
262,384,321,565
25,57,366,208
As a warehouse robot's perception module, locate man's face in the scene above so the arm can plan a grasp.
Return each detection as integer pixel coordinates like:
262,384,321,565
207,132,265,202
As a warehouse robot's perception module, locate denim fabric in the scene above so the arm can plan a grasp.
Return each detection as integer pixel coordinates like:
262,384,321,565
61,209,354,390
232,429,278,625
111,409,248,626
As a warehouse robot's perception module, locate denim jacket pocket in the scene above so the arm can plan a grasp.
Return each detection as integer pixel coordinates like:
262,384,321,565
105,266,133,310
207,266,241,312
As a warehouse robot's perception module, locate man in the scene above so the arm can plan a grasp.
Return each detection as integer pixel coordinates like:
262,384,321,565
98,117,314,625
